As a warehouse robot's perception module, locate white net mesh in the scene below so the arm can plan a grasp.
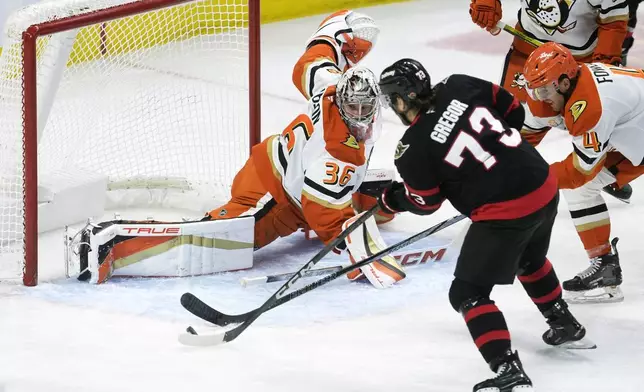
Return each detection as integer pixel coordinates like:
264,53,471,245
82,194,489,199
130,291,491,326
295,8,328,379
0,0,253,282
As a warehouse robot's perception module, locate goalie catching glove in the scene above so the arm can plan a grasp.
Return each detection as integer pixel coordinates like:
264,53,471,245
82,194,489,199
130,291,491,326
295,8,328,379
339,212,406,289
308,10,379,68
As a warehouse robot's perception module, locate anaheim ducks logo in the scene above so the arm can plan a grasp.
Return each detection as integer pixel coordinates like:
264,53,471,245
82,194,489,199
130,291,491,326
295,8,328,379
525,0,578,36
569,100,587,123
511,72,527,90
342,134,360,149
394,141,410,160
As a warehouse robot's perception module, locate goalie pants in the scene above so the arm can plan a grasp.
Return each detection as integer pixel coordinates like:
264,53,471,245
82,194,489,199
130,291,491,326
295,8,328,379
207,153,306,249
450,194,563,364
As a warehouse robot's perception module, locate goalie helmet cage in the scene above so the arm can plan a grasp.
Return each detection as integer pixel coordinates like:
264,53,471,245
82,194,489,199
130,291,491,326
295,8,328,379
0,0,261,286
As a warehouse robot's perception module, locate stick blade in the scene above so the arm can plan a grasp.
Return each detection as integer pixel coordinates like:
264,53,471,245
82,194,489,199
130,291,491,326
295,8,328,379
178,326,227,347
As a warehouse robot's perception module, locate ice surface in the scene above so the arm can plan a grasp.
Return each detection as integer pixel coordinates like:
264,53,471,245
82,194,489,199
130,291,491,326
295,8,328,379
2,1,644,391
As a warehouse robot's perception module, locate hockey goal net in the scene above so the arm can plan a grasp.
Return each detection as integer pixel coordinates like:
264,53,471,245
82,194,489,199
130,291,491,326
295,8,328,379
0,0,260,286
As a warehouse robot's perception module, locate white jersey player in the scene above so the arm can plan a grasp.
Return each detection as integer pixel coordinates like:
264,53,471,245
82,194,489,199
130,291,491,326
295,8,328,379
523,42,644,302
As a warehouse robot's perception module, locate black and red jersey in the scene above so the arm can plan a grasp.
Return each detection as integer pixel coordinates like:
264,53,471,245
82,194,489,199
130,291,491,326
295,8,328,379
393,74,557,221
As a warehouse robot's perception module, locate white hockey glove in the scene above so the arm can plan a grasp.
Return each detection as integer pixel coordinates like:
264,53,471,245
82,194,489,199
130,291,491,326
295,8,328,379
342,212,406,289
64,218,254,284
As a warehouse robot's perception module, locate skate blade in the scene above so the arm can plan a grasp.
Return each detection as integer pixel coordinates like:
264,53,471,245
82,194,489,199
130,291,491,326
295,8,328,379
564,286,624,304
476,385,534,392
556,337,597,350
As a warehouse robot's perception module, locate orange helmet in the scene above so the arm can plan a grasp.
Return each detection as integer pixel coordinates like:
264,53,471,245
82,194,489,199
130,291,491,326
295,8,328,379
523,42,579,89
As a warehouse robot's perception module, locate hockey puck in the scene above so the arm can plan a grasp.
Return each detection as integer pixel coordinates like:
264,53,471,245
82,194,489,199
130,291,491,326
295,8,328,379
186,326,198,335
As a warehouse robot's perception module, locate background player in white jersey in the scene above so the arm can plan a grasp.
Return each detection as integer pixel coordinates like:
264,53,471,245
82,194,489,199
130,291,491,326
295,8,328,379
523,42,644,302
68,10,405,288
470,0,633,201
622,0,643,66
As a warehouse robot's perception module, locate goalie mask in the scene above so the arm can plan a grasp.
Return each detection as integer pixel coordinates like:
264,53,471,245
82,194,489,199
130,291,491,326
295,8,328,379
336,66,381,142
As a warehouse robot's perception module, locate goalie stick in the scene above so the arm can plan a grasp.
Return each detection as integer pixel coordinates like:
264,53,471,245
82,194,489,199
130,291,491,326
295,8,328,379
179,214,467,346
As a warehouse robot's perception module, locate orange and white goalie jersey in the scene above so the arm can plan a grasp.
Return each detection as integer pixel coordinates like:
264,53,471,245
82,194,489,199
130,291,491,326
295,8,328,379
518,0,628,58
550,63,644,189
263,84,377,244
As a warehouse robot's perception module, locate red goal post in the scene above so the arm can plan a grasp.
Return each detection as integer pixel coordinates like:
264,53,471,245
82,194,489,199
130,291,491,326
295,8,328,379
3,0,260,286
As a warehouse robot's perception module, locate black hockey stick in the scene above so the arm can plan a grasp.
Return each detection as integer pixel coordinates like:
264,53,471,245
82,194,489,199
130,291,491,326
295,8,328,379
179,204,380,344
180,213,466,340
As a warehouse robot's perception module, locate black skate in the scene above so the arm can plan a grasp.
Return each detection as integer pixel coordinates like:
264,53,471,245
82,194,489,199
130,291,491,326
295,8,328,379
473,350,533,392
602,183,632,204
563,238,623,304
542,299,596,349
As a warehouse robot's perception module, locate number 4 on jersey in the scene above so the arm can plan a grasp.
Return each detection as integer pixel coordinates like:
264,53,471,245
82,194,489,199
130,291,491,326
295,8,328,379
444,107,522,169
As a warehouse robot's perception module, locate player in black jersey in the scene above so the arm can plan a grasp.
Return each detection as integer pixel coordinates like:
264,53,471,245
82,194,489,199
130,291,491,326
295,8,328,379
377,59,595,391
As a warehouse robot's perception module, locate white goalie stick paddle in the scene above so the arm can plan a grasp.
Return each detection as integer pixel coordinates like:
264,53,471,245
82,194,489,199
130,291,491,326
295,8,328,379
178,214,467,347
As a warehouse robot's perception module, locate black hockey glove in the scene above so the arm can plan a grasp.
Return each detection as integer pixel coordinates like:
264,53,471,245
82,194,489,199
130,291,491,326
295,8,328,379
378,182,406,214
379,181,443,216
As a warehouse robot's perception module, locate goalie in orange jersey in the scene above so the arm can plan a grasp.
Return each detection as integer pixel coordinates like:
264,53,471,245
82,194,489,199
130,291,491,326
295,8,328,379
66,10,406,289
291,9,396,226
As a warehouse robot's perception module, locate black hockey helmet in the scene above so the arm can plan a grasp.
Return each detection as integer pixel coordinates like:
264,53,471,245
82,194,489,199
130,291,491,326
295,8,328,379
378,58,432,110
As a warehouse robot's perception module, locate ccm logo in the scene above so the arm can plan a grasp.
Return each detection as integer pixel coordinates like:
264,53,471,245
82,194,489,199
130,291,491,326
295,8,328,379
122,227,180,235
393,248,446,266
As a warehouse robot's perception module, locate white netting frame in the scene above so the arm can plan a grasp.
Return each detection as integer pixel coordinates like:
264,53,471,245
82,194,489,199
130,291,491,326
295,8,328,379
0,0,259,285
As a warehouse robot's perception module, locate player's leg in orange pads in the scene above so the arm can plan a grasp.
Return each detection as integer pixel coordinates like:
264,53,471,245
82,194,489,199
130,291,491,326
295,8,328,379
206,157,305,250
561,152,644,303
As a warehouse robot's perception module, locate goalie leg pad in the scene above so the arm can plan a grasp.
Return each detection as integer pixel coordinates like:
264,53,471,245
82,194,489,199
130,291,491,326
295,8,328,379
343,213,405,289
67,218,254,283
